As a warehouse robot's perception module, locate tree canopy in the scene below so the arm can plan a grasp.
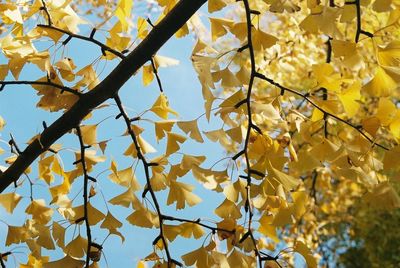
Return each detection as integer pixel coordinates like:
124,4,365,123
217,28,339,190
0,0,400,267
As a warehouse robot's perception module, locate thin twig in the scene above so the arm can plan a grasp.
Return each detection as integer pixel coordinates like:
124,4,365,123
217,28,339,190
40,0,52,26
37,25,126,59
0,80,81,96
75,126,92,268
254,72,389,150
114,95,178,266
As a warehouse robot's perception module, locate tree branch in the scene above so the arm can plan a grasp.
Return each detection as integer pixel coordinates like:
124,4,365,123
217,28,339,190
37,24,126,59
254,72,389,150
0,0,207,193
0,80,81,96
75,126,92,268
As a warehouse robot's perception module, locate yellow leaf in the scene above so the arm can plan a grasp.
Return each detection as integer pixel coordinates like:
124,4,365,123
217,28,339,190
65,235,88,258
0,192,22,213
214,198,242,219
291,191,308,218
126,207,158,228
68,202,105,225
142,64,154,86
219,89,245,109
43,255,85,268
163,224,182,242
258,214,279,243
364,181,400,210
154,120,175,141
38,155,55,184
52,222,66,248
167,180,202,209
212,68,241,88
54,58,76,81
180,154,206,170
182,247,214,267
337,81,361,117
6,225,29,246
209,0,227,13
312,63,341,92
150,94,178,119
294,241,317,268
209,18,233,41
100,211,125,242
109,163,140,189
253,29,278,51
0,64,8,80
137,260,147,268
109,187,140,208
153,55,179,68
36,224,55,250
331,40,357,58
376,98,397,126
267,161,300,191
179,222,205,239
272,206,293,226
166,132,186,155
115,0,133,32
363,66,397,97
25,199,53,224
80,124,97,145
177,120,204,143
75,65,100,90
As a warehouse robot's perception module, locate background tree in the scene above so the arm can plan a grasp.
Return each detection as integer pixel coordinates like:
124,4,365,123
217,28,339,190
0,0,400,267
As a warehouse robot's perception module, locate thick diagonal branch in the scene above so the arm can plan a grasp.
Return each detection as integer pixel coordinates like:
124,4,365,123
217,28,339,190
0,0,207,193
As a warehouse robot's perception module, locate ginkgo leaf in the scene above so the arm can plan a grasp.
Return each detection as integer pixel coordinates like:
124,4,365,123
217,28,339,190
6,225,29,246
180,154,206,169
167,180,202,209
177,120,204,142
68,202,105,225
363,66,398,97
0,192,22,213
36,224,55,250
364,181,400,210
154,120,175,141
212,68,241,88
38,155,55,184
115,0,133,32
182,247,214,268
267,161,300,191
153,55,179,68
166,132,186,155
100,211,125,242
0,64,9,80
52,222,66,248
179,222,205,239
163,224,182,242
214,198,242,219
65,235,87,258
209,18,233,41
126,208,158,228
209,0,227,13
150,94,178,119
25,199,53,224
142,64,154,86
43,255,85,268
294,241,317,268
253,29,278,51
80,124,98,145
109,186,140,208
376,98,397,126
337,81,361,117
109,162,140,189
